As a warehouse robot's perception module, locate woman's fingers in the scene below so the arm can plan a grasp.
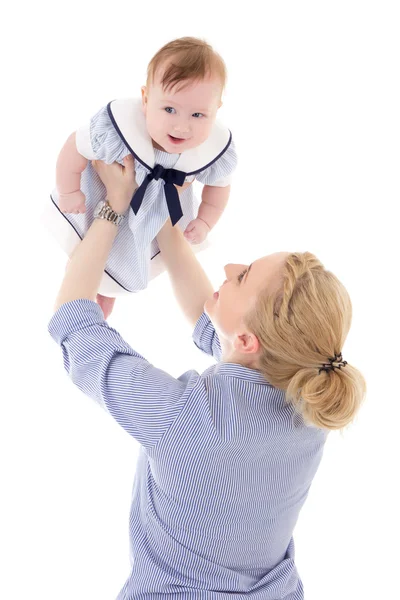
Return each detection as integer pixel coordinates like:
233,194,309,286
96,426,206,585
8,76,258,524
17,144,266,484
90,157,137,213
122,155,137,186
123,155,134,169
92,157,135,185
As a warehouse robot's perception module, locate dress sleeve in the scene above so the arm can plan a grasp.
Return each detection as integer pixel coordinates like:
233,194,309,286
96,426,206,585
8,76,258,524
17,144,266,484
192,313,222,361
48,300,200,453
75,105,130,164
195,138,237,187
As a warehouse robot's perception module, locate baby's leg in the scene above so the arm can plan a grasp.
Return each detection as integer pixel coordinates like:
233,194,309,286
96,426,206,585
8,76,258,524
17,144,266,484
96,294,116,320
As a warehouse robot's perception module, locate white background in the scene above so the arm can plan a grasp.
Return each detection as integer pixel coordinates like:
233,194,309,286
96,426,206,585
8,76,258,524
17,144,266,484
1,1,399,598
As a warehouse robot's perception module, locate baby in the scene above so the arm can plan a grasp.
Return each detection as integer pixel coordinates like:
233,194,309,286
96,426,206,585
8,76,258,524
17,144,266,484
51,37,237,317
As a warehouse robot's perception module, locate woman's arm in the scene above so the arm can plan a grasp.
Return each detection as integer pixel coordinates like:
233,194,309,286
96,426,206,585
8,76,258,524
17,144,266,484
49,298,194,453
54,218,118,310
51,158,195,452
156,220,214,327
54,156,136,312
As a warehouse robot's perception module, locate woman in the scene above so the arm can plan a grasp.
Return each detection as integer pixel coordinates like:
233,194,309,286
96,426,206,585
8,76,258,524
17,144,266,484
49,156,366,599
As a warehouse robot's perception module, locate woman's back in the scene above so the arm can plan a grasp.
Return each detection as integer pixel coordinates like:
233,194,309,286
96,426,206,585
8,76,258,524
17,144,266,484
123,322,327,599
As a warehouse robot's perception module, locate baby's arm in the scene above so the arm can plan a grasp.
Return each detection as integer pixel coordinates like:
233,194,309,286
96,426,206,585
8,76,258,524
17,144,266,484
184,184,231,244
56,133,88,213
198,184,231,230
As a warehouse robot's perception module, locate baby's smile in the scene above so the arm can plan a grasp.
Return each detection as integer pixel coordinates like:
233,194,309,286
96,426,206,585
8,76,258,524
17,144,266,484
168,134,189,145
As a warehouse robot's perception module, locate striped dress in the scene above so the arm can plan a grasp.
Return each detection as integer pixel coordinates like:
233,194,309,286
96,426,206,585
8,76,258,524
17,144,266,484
50,101,237,294
49,300,328,600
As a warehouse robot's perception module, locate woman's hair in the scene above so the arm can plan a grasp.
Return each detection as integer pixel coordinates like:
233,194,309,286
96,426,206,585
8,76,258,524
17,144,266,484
147,37,227,92
246,253,366,431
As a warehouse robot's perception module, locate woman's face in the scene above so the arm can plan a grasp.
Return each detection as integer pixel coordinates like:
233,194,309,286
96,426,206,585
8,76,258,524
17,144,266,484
205,253,289,342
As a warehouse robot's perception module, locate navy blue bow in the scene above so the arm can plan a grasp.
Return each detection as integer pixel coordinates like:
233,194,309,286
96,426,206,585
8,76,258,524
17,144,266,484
130,164,187,226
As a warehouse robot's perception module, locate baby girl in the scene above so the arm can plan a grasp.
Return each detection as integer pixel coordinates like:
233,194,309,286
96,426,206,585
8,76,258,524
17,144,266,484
50,37,237,317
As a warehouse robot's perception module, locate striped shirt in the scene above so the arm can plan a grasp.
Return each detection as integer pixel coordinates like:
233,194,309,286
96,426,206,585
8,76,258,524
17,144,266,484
51,105,237,294
48,300,327,599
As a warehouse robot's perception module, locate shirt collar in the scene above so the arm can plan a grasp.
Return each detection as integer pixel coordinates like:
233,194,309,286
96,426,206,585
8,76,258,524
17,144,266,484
212,362,272,386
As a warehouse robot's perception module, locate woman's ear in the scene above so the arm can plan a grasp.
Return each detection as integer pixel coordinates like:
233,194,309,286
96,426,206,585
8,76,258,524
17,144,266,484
234,331,260,355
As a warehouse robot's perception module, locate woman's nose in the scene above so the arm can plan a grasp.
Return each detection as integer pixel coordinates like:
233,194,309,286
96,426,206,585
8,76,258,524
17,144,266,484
224,264,232,279
224,264,247,279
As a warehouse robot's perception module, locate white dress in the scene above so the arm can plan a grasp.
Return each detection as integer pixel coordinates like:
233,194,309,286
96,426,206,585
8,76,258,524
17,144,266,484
44,98,237,296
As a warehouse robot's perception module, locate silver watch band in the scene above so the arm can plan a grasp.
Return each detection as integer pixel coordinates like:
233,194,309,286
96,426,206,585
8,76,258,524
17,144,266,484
94,200,125,226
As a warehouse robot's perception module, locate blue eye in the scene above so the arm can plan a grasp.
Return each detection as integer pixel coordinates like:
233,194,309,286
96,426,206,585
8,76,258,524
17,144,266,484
165,107,176,114
237,269,247,283
192,112,204,118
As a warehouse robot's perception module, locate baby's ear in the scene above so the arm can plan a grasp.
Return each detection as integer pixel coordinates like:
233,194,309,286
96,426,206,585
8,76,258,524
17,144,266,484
219,100,223,108
141,86,148,111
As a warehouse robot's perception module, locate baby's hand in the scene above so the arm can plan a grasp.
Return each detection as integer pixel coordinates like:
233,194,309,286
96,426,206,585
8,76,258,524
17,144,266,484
184,218,210,245
59,190,86,214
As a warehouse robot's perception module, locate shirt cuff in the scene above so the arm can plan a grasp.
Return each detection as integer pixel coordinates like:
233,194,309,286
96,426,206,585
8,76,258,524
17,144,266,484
192,312,213,350
48,299,105,346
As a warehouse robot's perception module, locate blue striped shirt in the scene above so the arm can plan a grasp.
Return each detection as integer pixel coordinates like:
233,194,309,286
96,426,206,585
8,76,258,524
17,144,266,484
48,300,327,599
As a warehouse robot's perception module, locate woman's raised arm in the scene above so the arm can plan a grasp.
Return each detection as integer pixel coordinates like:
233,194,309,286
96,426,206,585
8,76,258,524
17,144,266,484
156,219,214,328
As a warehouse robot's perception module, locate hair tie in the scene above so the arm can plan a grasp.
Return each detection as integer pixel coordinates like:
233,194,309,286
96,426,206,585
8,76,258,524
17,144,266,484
319,353,348,374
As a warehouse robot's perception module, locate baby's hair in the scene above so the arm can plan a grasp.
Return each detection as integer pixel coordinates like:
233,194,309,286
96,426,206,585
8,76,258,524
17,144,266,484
146,37,227,92
246,253,366,430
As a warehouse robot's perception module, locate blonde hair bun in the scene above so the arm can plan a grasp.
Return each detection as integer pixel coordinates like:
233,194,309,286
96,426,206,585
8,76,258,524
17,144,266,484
246,252,366,430
286,364,366,430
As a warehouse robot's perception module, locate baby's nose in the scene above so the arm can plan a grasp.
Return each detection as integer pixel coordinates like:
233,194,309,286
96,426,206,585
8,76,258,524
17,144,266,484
174,122,190,134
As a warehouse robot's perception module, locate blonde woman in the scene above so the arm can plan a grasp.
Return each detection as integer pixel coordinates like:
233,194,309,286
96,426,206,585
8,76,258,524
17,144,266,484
49,157,365,600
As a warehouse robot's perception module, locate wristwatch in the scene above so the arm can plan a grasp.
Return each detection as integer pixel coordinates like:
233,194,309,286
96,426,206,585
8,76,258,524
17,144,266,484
93,200,125,226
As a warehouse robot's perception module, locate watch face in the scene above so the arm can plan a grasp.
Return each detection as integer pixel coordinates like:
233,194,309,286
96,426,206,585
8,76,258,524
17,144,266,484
93,200,123,226
94,201,105,218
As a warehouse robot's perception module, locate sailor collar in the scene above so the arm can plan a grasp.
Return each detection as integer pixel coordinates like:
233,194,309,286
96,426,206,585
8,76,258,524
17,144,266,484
106,98,232,175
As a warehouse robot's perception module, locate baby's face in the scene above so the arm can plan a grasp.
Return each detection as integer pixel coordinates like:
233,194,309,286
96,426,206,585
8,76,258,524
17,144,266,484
142,74,222,154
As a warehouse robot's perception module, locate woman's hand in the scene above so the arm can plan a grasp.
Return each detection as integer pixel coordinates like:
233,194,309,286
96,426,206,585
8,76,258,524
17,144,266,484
92,155,137,214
